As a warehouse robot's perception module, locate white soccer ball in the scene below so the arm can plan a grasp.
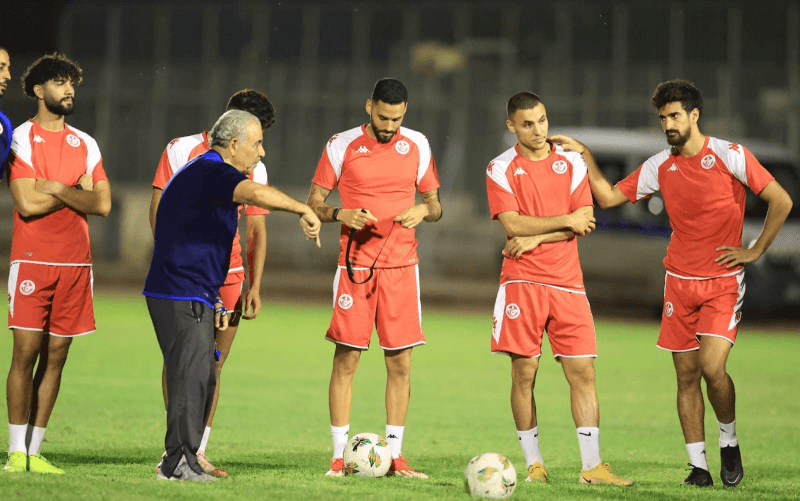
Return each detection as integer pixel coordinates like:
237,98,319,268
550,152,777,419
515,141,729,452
343,432,392,477
464,452,517,499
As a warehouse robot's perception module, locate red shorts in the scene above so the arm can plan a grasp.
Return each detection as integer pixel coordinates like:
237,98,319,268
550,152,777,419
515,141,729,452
491,281,596,359
326,265,425,350
219,280,243,313
8,262,95,337
658,272,744,352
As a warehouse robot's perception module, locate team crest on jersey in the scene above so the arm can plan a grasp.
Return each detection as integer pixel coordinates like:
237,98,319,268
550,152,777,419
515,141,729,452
19,280,35,296
66,134,81,148
395,140,410,155
701,154,715,169
665,301,674,317
338,294,353,310
552,160,568,174
505,303,520,319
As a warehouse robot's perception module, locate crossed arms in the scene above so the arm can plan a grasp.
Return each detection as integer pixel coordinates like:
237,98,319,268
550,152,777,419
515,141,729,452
10,173,111,218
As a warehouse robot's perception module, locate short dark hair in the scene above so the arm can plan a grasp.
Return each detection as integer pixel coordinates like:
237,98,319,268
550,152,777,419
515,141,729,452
226,89,276,130
651,79,703,117
371,78,408,105
21,52,83,99
507,92,543,117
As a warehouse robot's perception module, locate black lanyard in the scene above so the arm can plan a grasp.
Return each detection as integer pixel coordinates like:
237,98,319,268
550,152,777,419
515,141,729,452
345,215,397,284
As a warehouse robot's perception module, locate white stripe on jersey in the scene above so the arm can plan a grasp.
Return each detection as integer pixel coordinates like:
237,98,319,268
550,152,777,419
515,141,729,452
166,133,205,178
552,144,588,195
486,146,518,195
398,127,433,186
251,161,268,185
632,149,671,201
68,125,103,174
9,121,35,172
707,137,748,186
325,126,363,181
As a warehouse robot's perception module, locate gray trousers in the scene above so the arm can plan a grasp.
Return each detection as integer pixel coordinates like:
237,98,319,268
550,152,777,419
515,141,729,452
146,297,217,477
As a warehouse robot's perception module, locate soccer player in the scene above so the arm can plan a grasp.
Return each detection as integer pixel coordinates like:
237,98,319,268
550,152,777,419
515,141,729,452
5,53,111,474
149,89,274,477
306,78,442,478
574,79,792,487
144,110,321,482
486,92,633,486
0,47,12,172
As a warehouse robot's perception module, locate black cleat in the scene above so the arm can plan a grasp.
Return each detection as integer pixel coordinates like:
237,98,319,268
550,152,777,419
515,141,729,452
720,445,744,487
681,464,714,487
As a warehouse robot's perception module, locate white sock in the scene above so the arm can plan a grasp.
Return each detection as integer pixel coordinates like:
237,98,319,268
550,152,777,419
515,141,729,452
718,420,738,447
517,427,543,468
331,424,349,459
686,441,709,471
8,424,27,454
27,426,46,456
199,426,211,453
576,427,601,471
385,425,404,459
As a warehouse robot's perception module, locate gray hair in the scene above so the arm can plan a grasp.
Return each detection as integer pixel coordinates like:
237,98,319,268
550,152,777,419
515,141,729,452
209,110,260,148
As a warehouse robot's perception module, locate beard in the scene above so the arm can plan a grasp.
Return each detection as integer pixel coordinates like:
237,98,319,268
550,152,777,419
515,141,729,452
44,94,75,116
369,120,395,144
665,127,690,147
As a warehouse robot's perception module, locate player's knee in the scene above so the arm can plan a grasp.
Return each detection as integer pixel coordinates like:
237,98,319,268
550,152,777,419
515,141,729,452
386,360,411,381
11,344,41,371
511,363,538,388
332,356,360,378
675,367,702,389
700,363,727,386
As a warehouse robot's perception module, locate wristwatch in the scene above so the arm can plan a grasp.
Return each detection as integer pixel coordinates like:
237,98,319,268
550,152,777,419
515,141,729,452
332,207,341,221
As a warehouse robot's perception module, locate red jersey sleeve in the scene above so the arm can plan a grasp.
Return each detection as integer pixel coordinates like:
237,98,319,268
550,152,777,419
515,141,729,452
742,146,775,195
91,159,108,183
486,163,519,218
568,153,593,211
152,148,173,189
417,155,440,193
312,146,339,191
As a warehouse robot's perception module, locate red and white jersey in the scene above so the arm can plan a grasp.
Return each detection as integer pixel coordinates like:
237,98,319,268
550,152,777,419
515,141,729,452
8,120,108,266
486,143,593,289
312,125,440,268
617,136,774,278
152,131,269,279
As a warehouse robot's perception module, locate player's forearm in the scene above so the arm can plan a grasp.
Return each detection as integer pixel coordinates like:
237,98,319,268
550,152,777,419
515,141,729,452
583,150,627,209
246,218,267,292
44,181,112,217
14,193,65,217
421,189,442,222
750,189,793,256
538,229,576,244
501,213,573,237
306,184,337,222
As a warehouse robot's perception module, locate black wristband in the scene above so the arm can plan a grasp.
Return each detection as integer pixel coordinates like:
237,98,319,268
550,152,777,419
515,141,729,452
332,207,341,221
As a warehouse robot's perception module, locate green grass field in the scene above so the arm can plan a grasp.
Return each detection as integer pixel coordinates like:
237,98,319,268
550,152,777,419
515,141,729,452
0,295,798,500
